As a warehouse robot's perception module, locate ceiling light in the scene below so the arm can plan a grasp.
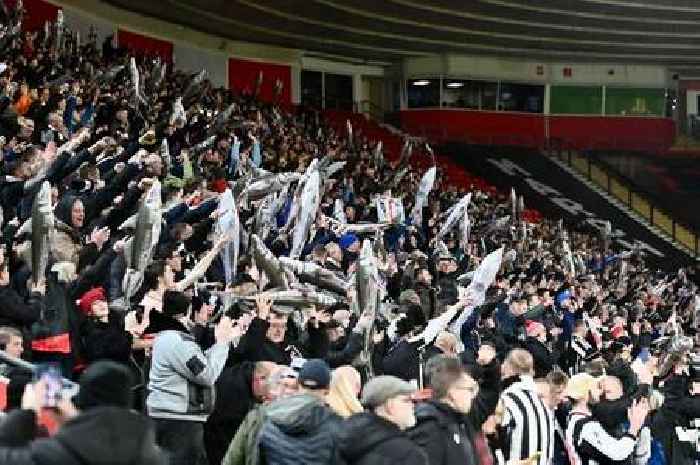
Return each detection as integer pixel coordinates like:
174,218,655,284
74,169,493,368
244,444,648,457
412,80,430,86
446,82,464,88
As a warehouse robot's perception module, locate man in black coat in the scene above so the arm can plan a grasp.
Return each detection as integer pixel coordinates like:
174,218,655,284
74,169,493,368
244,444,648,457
522,320,558,379
204,361,277,465
229,296,323,366
0,361,165,465
337,375,428,465
409,350,500,465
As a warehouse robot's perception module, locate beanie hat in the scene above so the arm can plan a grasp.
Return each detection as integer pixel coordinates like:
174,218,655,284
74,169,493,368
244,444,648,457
339,233,359,251
72,361,133,410
77,287,106,315
163,290,191,317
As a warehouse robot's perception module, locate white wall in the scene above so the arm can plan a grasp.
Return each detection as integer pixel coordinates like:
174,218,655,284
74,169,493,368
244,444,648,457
300,56,383,77
403,54,670,88
62,5,114,48
173,42,228,89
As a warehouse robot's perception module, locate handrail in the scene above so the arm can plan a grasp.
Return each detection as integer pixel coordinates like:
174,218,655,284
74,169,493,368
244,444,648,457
547,144,700,258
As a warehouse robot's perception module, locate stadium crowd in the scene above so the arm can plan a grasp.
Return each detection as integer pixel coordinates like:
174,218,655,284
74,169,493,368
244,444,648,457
2,2,700,465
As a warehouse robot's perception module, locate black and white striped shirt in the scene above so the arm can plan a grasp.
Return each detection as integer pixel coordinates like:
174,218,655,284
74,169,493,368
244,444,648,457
500,376,555,465
565,411,638,465
568,336,598,375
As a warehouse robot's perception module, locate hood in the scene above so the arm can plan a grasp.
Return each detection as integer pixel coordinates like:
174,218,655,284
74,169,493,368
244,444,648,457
337,412,403,462
264,394,331,435
52,407,160,465
415,400,468,425
144,311,189,335
54,193,79,228
591,397,629,432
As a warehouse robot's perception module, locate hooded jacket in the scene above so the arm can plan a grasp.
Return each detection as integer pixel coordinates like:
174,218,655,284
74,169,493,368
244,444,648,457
337,411,428,465
205,361,258,465
258,393,341,465
0,407,165,465
50,195,83,267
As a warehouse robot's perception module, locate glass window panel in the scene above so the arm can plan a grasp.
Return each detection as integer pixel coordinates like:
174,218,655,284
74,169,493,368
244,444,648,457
480,82,498,111
301,70,322,108
605,87,665,116
442,80,498,110
498,83,544,113
407,79,440,108
325,73,353,111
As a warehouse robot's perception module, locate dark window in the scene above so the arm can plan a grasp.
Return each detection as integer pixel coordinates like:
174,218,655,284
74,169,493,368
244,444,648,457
498,83,545,113
325,73,353,111
407,79,440,108
301,70,322,108
442,80,498,110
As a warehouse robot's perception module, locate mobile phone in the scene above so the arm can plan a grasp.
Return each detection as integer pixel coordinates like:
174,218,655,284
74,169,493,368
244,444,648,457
35,364,63,408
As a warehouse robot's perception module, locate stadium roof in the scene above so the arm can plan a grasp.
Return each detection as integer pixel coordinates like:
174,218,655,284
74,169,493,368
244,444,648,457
108,0,700,72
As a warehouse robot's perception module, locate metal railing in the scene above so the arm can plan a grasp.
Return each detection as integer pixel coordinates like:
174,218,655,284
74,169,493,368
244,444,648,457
547,142,700,258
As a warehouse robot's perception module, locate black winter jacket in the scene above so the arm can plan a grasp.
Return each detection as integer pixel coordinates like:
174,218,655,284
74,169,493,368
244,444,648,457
337,412,428,465
205,361,258,465
0,407,165,465
409,359,500,465
409,401,478,465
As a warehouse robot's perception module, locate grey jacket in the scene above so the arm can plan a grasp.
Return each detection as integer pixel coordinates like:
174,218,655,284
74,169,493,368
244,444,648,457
147,330,229,422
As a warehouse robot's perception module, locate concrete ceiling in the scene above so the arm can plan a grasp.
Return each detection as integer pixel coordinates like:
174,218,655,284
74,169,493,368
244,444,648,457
106,0,700,72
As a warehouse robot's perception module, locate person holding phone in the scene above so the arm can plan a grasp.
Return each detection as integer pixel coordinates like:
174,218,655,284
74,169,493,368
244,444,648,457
0,361,165,464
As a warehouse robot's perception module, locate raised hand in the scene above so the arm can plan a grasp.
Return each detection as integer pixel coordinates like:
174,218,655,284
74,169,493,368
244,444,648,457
255,294,273,320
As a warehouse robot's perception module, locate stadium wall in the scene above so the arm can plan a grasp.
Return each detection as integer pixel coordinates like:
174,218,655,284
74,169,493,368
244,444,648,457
31,0,383,104
399,109,675,152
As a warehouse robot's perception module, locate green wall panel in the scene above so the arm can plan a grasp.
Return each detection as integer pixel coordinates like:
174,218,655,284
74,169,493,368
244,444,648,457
550,86,603,115
604,87,665,117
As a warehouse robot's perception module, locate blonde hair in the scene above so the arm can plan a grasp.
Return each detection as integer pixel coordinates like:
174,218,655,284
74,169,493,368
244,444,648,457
504,349,535,377
326,366,363,418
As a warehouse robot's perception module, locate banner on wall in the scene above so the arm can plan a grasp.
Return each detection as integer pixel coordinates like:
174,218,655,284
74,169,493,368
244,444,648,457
228,57,291,104
439,144,693,270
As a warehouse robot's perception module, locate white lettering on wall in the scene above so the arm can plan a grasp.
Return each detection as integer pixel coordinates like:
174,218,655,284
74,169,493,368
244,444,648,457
487,158,665,258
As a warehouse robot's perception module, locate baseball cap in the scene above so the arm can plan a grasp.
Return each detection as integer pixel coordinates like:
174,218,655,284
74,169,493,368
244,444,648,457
298,359,331,390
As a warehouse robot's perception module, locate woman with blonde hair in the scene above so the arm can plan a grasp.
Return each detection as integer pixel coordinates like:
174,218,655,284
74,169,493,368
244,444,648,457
326,365,363,418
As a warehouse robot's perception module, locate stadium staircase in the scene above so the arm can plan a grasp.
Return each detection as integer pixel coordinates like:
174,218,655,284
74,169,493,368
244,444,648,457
544,148,699,259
